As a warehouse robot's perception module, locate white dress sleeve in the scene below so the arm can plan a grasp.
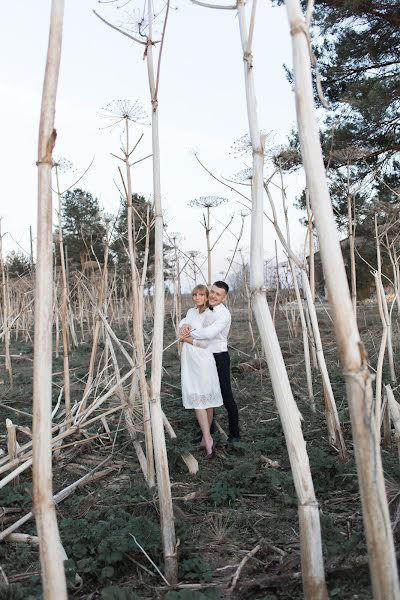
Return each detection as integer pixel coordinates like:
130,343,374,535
192,310,212,349
178,307,193,329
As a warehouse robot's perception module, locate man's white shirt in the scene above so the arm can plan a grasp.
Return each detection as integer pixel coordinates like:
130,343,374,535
190,303,231,353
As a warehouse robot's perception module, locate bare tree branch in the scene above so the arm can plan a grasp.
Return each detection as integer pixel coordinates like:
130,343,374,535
93,10,147,45
191,0,237,9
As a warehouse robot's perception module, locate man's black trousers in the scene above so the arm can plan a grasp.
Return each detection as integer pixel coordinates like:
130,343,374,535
213,351,240,439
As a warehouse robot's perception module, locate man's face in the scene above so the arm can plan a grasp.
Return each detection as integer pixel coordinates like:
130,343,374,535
209,285,227,307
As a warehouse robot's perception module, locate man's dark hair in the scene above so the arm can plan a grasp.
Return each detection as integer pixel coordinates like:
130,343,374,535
213,280,229,294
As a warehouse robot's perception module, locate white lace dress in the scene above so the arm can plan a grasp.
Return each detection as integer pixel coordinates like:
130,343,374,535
180,307,223,409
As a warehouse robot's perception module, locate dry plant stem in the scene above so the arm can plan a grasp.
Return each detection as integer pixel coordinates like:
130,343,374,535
173,238,182,349
285,1,400,597
374,272,388,441
304,301,317,369
6,420,18,486
239,250,255,348
264,182,344,455
272,240,279,325
80,269,107,412
235,1,327,597
206,206,212,286
5,533,40,545
0,456,113,542
375,216,396,384
305,193,318,368
290,261,314,409
347,194,357,315
302,270,346,458
228,543,261,592
55,166,71,418
281,178,314,409
386,385,400,464
33,1,67,597
161,411,199,474
379,279,396,385
122,119,155,487
106,331,148,481
305,191,315,300
0,402,124,484
139,204,151,325
0,226,13,385
146,0,177,583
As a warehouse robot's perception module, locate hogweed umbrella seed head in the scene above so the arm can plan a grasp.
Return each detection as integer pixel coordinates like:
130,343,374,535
53,156,75,173
188,196,227,209
101,99,148,128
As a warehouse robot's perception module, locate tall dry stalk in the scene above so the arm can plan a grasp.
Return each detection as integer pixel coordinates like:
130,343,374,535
281,188,314,409
0,224,13,386
33,0,67,597
189,196,227,286
95,1,177,582
54,164,70,418
347,193,357,315
284,1,400,597
113,112,155,487
375,216,396,384
192,1,328,596
171,234,183,351
265,182,345,456
145,2,177,582
237,3,327,594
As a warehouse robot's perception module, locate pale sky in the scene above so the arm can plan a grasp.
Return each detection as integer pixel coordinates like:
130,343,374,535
0,0,307,284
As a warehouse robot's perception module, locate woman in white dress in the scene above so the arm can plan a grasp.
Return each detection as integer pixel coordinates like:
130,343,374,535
179,285,223,458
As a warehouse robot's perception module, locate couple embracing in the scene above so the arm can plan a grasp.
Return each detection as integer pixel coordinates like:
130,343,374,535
178,281,240,459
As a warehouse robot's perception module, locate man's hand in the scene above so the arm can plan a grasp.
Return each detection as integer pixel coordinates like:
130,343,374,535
179,324,192,338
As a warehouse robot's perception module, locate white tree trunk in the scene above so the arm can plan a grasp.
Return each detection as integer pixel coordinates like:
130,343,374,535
33,1,68,598
146,1,177,584
237,2,327,597
284,1,400,597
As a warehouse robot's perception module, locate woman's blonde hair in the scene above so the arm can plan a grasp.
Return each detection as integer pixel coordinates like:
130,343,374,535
192,284,209,313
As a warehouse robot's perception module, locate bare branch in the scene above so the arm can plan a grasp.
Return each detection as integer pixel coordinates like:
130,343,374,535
246,0,257,55
191,0,237,8
130,153,153,167
154,0,171,101
93,10,147,45
58,156,95,195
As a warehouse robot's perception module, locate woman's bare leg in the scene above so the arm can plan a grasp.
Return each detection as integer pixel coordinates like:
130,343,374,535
199,408,214,448
195,408,213,454
207,408,214,427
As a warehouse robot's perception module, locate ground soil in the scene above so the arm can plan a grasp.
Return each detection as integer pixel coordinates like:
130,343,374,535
0,297,399,599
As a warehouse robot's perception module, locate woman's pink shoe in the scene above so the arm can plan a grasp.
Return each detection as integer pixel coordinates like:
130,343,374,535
206,440,217,460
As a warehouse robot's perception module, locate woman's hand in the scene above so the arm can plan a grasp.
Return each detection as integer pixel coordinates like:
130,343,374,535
179,335,193,345
179,324,192,338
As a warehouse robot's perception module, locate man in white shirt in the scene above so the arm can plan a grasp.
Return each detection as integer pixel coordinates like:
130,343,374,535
179,281,240,443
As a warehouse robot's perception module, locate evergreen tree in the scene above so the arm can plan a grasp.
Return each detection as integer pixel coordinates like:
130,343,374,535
111,194,173,283
56,188,106,269
5,250,31,277
273,0,399,296
111,194,155,276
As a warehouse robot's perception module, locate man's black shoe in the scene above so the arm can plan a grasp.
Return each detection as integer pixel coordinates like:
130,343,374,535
191,433,203,445
225,436,241,446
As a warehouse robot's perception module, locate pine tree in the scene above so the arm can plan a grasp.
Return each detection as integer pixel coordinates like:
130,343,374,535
56,188,106,269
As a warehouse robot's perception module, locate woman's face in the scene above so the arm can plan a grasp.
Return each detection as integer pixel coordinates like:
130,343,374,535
192,289,208,308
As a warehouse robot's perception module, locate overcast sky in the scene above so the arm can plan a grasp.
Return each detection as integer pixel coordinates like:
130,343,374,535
0,0,307,284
